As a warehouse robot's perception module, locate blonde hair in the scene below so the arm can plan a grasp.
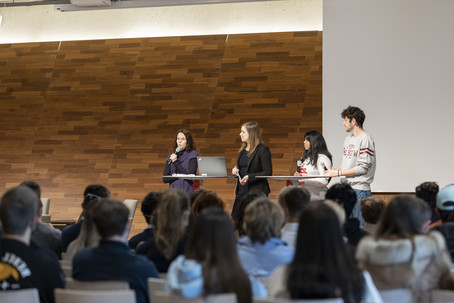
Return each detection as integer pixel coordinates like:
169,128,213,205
155,189,190,259
243,197,284,243
239,121,263,156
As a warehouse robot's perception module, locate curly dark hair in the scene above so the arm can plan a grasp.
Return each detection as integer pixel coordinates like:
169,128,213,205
341,106,365,128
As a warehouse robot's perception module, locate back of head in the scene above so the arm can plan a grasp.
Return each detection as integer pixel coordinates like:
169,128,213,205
360,196,386,225
243,197,284,244
141,192,161,225
82,184,110,209
325,183,357,218
416,182,439,206
192,190,225,215
288,202,363,301
19,180,43,216
436,184,454,223
375,195,431,239
278,186,310,219
341,106,365,128
190,188,208,207
155,189,190,259
232,191,266,236
186,208,252,302
0,186,38,235
91,198,129,239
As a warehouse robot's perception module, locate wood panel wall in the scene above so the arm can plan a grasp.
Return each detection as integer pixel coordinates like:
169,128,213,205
0,32,323,236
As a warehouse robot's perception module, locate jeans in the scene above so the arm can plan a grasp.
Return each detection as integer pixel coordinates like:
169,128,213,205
353,189,371,228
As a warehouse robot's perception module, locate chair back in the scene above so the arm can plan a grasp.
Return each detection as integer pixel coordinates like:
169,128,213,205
41,214,52,223
153,290,236,303
123,199,138,220
41,197,50,215
54,288,136,303
0,288,40,303
378,288,412,303
66,277,130,290
431,289,454,303
148,277,165,303
59,260,72,278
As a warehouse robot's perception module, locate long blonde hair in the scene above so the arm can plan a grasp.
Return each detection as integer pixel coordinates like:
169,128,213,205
239,121,263,156
155,189,190,259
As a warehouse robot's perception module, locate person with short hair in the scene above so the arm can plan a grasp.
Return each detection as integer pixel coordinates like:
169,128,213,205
278,186,310,247
359,196,386,235
128,192,162,250
325,106,376,227
72,198,159,303
416,181,441,228
432,184,454,260
237,197,294,277
0,186,64,303
61,184,110,252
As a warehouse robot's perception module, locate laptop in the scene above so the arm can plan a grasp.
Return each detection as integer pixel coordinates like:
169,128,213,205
197,156,228,177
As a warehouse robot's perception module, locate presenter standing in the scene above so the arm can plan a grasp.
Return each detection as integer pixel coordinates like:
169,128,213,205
294,130,332,201
231,121,272,215
163,129,198,195
324,106,376,226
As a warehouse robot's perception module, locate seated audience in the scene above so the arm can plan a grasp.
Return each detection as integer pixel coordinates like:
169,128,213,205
232,191,266,237
359,196,386,235
0,186,64,303
278,186,310,247
416,181,441,228
136,189,190,273
237,197,294,277
268,202,382,303
432,184,454,260
191,190,225,215
165,208,267,302
128,191,161,250
326,183,369,247
20,180,62,259
61,184,110,252
190,188,207,208
356,195,454,302
72,198,158,303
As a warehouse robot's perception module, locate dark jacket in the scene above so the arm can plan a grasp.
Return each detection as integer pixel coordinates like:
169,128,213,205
236,144,272,195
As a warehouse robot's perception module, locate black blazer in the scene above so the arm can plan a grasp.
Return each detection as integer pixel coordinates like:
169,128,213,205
236,143,272,195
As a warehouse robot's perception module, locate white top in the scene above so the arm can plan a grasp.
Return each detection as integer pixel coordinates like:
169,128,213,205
280,223,299,247
299,154,332,200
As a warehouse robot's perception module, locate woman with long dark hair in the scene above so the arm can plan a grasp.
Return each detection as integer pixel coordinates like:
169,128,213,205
231,121,272,215
165,208,267,301
356,195,454,302
268,202,381,303
163,129,198,195
294,130,332,200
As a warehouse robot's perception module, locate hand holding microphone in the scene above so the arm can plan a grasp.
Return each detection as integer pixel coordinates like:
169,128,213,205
168,147,181,164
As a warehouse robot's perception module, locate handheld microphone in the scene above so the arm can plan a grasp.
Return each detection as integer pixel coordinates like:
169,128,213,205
321,162,328,171
296,160,302,173
168,147,181,164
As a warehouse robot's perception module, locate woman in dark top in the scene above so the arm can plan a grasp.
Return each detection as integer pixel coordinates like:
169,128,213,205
231,121,272,215
163,129,198,195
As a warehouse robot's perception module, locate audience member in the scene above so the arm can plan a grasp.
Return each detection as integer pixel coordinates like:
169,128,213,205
0,186,64,303
165,208,267,301
268,202,382,303
237,197,294,277
136,189,190,273
278,186,310,247
359,196,386,235
232,191,266,237
189,188,207,208
20,180,62,259
191,190,225,215
356,195,454,302
432,184,454,260
416,181,441,228
326,183,369,247
61,184,110,252
128,191,161,250
72,198,159,303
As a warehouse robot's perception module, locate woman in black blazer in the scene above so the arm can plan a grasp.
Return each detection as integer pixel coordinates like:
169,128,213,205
231,121,272,215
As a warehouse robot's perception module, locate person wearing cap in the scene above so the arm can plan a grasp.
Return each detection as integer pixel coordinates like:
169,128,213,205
432,184,454,260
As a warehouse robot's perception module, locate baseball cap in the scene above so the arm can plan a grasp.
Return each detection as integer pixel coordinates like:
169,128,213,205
436,184,454,211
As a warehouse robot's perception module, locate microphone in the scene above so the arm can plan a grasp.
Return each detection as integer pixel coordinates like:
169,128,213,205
296,160,302,173
168,147,181,164
321,162,328,171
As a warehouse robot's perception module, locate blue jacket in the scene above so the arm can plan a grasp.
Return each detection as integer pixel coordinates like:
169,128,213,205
237,236,294,276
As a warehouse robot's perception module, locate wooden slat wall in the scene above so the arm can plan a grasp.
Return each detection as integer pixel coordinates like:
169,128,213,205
0,32,323,236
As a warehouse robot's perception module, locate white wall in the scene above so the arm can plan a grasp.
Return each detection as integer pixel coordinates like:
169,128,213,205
0,0,321,43
324,0,454,192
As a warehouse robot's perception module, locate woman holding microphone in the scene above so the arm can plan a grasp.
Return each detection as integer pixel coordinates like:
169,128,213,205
232,121,272,215
294,130,332,200
163,129,198,195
